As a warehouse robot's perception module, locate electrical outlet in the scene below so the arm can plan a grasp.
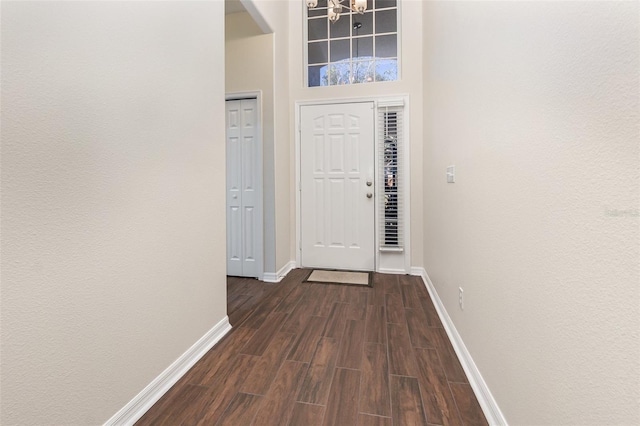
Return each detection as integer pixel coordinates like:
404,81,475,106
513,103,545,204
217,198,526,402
459,287,464,310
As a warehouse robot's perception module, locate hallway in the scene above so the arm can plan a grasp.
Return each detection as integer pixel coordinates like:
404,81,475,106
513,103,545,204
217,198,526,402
136,270,487,425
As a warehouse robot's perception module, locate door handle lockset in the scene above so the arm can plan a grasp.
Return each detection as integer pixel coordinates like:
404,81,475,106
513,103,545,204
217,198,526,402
366,193,373,198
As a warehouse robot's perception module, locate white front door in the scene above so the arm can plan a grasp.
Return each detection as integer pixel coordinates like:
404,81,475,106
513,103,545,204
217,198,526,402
300,102,375,271
226,98,262,278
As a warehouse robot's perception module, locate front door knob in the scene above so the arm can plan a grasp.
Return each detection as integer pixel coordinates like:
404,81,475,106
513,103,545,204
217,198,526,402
366,193,373,198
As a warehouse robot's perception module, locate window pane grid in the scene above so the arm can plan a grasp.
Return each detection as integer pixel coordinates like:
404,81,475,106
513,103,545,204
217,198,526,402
306,1,399,87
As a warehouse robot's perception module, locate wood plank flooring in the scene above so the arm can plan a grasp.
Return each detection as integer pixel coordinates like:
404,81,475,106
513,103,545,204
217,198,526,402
136,270,488,426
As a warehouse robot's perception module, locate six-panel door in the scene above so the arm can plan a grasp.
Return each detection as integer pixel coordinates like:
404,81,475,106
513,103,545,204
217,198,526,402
300,102,375,271
226,99,262,278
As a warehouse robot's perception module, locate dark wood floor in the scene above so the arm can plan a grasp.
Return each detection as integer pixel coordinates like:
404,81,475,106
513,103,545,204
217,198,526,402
136,269,487,426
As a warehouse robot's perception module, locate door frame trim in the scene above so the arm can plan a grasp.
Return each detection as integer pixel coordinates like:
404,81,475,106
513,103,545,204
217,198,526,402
226,91,265,280
295,95,411,273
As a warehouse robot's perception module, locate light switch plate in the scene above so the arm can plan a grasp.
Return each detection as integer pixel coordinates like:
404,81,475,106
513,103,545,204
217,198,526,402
447,165,455,183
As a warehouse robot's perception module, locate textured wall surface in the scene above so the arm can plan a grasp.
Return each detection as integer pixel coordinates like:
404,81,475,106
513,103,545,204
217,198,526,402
422,1,639,424
1,2,227,424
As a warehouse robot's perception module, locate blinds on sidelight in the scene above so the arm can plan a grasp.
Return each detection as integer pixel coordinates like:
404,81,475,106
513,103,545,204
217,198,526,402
377,102,404,251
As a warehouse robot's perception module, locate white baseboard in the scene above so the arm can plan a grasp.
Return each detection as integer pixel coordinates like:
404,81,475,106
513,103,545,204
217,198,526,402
378,267,408,274
411,267,507,426
104,316,232,426
410,267,425,277
262,272,278,282
263,261,296,283
261,273,275,282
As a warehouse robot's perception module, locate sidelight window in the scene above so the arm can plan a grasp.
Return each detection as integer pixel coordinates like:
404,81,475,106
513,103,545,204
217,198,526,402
378,103,404,250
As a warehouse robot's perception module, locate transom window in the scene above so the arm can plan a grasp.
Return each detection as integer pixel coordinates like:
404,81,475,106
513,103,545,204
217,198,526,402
306,0,399,87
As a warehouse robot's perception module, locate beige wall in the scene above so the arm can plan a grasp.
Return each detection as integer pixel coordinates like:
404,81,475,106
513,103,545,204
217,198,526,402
225,11,277,274
288,0,424,269
0,2,227,424
422,1,639,424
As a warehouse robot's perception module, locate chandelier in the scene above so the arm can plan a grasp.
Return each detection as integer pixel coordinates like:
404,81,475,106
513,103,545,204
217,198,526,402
306,0,367,23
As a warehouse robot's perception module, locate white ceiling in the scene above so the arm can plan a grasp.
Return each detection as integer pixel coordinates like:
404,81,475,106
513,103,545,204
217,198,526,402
225,0,246,15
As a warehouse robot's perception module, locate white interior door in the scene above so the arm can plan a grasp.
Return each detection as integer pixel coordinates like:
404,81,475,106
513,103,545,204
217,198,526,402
300,102,375,271
226,98,262,278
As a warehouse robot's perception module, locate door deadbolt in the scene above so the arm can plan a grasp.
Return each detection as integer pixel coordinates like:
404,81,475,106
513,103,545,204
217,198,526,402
366,180,372,186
